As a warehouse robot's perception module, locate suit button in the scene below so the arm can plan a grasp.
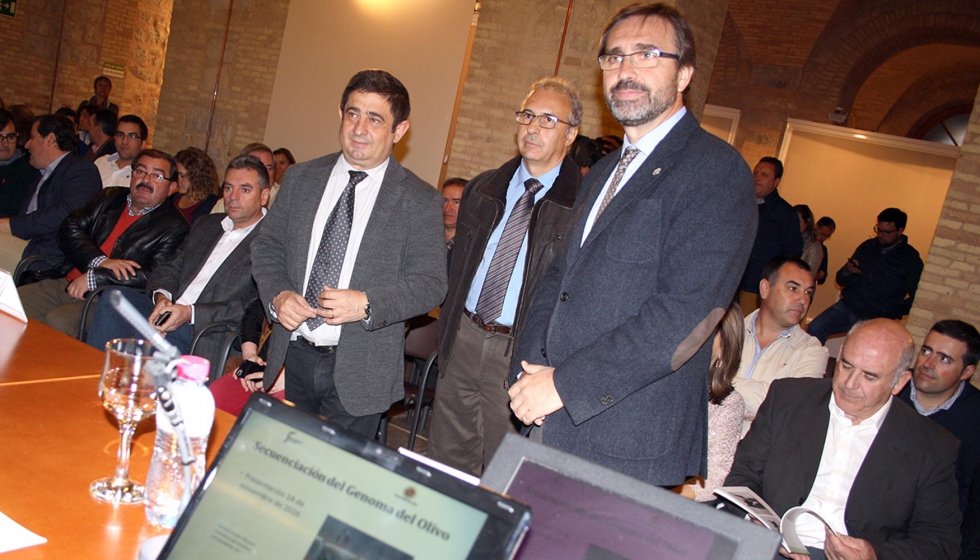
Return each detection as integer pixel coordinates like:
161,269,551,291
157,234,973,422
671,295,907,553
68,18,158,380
601,395,613,405
540,347,547,358
379,321,387,328
559,292,569,301
503,379,510,389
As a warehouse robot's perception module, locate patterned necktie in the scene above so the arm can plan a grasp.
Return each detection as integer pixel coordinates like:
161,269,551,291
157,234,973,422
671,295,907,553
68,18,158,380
595,146,640,219
475,178,544,323
304,170,367,330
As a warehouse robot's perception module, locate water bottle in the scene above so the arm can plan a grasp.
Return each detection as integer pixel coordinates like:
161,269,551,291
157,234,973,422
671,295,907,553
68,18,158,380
144,356,215,528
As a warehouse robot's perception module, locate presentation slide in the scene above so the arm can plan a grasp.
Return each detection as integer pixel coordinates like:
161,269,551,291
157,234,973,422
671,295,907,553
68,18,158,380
165,413,488,559
507,461,736,560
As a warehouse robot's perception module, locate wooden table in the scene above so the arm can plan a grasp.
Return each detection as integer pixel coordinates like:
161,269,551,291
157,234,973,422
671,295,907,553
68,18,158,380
0,312,235,559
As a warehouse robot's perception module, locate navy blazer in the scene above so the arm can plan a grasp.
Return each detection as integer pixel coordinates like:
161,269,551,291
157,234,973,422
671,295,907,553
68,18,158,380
726,378,961,560
513,110,757,485
10,152,102,262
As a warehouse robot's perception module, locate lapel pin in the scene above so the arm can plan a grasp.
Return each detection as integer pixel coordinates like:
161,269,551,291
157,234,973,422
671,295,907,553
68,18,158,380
652,168,661,176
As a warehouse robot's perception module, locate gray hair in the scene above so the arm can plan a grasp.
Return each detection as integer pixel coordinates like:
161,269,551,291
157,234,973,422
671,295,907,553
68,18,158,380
846,320,915,385
525,77,583,128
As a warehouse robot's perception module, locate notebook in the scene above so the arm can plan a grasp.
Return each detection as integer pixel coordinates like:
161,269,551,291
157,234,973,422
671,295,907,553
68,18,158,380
158,394,531,560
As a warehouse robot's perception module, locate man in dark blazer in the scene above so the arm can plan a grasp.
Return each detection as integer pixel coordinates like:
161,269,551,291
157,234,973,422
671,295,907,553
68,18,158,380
507,3,756,486
428,77,582,476
0,114,101,274
726,319,961,560
251,70,446,438
85,155,270,379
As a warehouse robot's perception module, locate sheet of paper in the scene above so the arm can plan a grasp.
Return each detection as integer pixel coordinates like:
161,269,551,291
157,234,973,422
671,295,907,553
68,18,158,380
0,268,27,322
0,510,47,553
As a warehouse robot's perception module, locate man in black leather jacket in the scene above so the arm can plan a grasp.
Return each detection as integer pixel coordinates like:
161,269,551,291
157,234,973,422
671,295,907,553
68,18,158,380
18,149,188,337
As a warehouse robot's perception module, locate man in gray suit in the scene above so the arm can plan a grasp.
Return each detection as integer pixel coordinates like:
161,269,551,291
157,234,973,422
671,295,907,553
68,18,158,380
251,70,446,438
86,154,270,379
508,3,756,485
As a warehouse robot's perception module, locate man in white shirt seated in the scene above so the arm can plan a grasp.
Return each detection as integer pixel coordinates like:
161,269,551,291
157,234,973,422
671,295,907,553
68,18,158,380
733,255,828,436
85,155,269,378
726,319,961,560
94,115,147,188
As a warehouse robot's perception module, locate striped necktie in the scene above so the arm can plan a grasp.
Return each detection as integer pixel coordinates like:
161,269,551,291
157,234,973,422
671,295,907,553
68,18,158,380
596,146,640,219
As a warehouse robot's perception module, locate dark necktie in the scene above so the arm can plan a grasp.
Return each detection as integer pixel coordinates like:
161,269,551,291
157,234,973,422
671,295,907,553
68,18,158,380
475,178,544,323
595,146,640,219
304,170,367,330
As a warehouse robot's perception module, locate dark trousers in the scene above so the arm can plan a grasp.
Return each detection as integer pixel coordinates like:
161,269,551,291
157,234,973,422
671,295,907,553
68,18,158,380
284,339,381,440
85,287,193,353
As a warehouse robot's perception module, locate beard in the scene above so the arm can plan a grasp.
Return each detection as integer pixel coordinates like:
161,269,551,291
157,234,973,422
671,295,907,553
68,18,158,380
605,77,678,127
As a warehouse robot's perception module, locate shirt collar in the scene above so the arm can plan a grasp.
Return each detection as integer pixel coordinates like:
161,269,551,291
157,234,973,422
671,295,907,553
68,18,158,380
126,193,161,217
221,207,267,233
42,152,70,177
517,158,562,189
747,309,795,340
336,154,390,184
626,106,687,156
0,149,23,166
909,381,965,416
830,392,893,429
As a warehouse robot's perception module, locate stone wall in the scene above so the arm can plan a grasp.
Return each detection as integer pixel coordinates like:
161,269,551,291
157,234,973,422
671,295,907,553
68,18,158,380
152,0,290,169
445,0,732,181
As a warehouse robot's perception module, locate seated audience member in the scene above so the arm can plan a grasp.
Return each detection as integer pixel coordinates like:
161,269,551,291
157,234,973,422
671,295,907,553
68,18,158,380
86,155,268,379
795,204,822,278
273,147,295,186
17,149,188,336
84,109,117,163
815,216,836,284
95,115,147,189
54,107,89,158
726,319,961,559
76,104,95,150
898,319,980,517
808,208,923,344
0,108,40,217
732,256,828,436
212,143,276,214
441,177,466,273
681,301,745,502
0,114,101,275
77,75,119,115
7,105,35,149
207,297,286,416
172,147,220,223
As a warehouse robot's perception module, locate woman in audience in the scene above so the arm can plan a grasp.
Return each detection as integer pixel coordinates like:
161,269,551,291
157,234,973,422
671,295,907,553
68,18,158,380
172,147,220,224
794,204,822,278
273,147,295,185
680,301,745,502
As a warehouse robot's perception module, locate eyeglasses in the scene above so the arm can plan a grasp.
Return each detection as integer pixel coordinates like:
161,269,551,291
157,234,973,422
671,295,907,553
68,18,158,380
873,225,898,235
598,48,680,71
515,111,571,129
132,168,172,183
0,133,17,144
114,132,143,141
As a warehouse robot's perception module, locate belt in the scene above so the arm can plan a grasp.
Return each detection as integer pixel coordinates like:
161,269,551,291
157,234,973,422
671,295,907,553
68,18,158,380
293,337,337,353
464,310,512,335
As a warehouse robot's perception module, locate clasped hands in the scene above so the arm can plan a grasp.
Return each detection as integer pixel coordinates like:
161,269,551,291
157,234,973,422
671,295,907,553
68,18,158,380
508,360,564,426
149,294,191,333
273,287,367,331
66,258,141,300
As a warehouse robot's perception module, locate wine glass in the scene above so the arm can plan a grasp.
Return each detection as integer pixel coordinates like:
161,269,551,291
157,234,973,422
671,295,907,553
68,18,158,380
90,338,159,504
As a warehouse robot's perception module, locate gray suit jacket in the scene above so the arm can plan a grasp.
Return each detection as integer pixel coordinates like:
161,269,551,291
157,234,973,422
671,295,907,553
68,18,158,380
146,213,262,377
726,378,961,560
251,153,447,415
513,110,757,485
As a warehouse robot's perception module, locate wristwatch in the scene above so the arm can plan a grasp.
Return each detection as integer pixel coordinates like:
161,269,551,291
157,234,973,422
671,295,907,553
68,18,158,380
363,301,371,323
268,301,279,323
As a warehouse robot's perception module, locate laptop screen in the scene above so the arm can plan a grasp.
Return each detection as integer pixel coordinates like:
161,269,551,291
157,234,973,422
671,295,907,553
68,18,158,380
160,396,529,559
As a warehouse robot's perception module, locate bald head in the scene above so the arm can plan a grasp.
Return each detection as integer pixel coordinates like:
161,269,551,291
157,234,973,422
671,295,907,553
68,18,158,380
833,319,914,424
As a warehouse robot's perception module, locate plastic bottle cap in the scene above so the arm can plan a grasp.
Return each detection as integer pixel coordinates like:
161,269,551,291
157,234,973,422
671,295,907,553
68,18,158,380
177,355,210,383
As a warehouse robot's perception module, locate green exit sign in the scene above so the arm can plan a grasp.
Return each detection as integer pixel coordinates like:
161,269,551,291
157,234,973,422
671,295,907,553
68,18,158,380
0,0,15,17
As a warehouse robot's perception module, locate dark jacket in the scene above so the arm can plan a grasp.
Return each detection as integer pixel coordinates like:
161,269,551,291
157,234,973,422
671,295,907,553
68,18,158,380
438,155,580,366
739,188,804,293
838,235,923,319
11,152,102,262
0,153,39,217
726,378,961,560
57,187,189,288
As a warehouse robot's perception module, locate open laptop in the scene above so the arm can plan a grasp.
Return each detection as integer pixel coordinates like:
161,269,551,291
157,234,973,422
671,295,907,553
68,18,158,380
482,434,781,560
158,394,531,560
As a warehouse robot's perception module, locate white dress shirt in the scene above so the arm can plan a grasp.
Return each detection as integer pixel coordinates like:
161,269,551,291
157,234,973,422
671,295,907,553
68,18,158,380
95,153,132,189
296,156,387,346
581,107,686,244
796,394,892,548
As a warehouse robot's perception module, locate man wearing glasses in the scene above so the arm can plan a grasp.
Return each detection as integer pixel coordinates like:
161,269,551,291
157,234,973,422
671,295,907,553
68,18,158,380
507,3,756,486
0,108,39,218
94,115,147,188
808,208,923,344
428,77,582,476
17,149,188,337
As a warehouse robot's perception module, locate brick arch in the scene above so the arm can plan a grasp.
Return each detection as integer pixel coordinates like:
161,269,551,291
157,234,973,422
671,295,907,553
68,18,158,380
877,66,980,137
706,14,752,108
798,0,980,111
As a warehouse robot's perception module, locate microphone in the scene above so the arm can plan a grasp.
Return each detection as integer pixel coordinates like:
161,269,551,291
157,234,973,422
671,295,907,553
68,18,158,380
109,290,181,362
